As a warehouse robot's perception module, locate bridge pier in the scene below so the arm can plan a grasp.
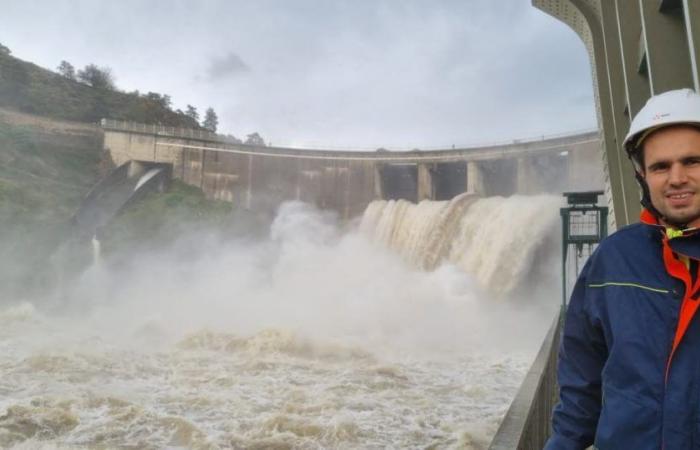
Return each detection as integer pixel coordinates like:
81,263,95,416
374,165,383,200
417,163,433,201
127,160,146,178
516,157,533,195
466,161,483,195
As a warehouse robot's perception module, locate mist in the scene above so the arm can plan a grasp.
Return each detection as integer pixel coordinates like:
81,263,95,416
1,198,560,448
38,199,558,356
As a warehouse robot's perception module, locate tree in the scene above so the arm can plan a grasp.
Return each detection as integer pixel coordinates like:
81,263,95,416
224,134,242,144
185,105,199,123
77,64,115,90
145,92,171,109
0,43,10,55
245,132,265,146
57,61,76,80
203,107,218,132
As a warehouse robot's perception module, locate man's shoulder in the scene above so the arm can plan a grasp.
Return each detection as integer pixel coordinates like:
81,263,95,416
597,222,656,252
586,222,658,271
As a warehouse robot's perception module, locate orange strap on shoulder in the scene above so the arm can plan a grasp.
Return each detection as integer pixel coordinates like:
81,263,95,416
662,236,700,382
638,209,700,381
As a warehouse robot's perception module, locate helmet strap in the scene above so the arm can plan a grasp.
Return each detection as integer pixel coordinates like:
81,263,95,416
635,170,664,221
628,147,666,224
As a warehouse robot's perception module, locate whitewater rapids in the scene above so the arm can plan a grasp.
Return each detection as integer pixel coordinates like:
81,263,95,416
0,197,561,449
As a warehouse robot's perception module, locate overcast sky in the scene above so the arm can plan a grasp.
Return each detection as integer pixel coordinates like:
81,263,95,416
0,0,596,149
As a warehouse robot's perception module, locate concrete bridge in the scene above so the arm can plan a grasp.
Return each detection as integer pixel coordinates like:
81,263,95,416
102,119,603,218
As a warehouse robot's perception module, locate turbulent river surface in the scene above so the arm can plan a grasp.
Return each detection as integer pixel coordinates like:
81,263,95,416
0,196,561,449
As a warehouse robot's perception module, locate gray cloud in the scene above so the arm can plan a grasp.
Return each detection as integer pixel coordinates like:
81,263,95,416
206,52,250,81
0,0,596,148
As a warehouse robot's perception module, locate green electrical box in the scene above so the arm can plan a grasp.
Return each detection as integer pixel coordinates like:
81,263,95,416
560,191,608,313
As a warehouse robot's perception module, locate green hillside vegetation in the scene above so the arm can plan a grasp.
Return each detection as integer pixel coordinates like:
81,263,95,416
0,45,257,299
0,113,239,299
0,47,201,127
0,116,103,297
100,180,234,259
0,118,101,233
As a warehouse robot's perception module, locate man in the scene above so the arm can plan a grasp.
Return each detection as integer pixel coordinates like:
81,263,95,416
545,88,700,449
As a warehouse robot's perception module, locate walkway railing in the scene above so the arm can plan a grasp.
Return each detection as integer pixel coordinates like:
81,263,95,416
101,118,599,153
489,308,562,449
100,118,237,143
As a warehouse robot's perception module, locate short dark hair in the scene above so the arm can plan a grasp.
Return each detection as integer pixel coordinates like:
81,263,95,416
634,147,645,172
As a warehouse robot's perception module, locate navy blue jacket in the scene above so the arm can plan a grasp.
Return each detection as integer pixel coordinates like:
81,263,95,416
546,215,700,449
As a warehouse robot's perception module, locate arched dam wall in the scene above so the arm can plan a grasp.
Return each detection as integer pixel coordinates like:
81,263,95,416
102,120,603,218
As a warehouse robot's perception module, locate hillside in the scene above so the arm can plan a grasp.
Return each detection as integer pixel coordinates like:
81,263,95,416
0,49,201,127
0,107,243,299
0,47,255,299
0,109,104,297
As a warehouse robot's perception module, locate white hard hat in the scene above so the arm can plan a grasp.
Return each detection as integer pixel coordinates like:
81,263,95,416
623,88,700,157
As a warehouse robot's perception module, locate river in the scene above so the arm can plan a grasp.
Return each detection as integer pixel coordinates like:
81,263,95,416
0,196,560,449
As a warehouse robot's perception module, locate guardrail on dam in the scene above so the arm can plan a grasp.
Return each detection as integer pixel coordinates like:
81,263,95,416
102,119,603,218
489,309,562,449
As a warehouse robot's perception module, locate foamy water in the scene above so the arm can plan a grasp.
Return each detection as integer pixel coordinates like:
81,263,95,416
0,199,560,449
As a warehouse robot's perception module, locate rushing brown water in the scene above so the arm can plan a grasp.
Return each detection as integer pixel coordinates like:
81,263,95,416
0,197,560,449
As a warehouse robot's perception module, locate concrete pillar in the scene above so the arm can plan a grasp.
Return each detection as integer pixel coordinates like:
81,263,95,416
417,163,433,201
246,154,253,209
343,167,351,220
599,0,641,223
615,0,650,118
516,157,532,194
565,0,629,226
684,0,700,91
295,159,302,201
374,164,384,200
640,0,694,94
200,150,206,189
466,161,483,195
127,160,145,178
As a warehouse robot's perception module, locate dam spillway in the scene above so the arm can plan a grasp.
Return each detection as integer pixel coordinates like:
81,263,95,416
0,195,560,448
360,194,561,294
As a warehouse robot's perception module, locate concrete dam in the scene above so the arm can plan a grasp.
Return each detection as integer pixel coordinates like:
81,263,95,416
102,119,604,219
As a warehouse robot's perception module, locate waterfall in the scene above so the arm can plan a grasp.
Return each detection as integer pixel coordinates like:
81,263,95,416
134,168,162,191
360,194,562,294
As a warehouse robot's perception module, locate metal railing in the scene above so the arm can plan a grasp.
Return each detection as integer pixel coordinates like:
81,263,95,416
100,118,599,153
489,308,562,450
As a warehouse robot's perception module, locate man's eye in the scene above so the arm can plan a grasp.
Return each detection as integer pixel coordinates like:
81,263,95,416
648,164,668,172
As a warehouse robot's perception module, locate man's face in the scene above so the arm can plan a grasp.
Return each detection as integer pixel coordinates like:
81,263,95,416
643,125,700,228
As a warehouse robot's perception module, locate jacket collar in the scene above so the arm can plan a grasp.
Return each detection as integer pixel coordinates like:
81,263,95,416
640,208,700,260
